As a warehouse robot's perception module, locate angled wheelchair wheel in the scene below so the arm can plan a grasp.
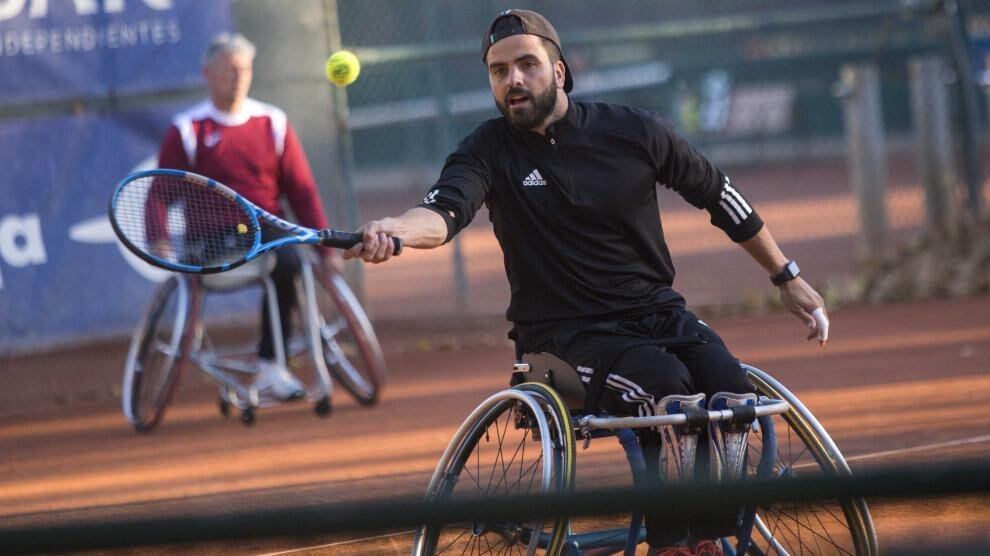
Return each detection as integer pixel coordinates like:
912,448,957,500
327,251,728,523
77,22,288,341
121,275,200,433
412,384,576,555
736,364,878,555
313,270,387,405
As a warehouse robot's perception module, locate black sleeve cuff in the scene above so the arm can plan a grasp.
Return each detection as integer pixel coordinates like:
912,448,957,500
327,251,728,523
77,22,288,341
706,176,764,242
417,203,457,244
725,213,764,243
707,201,765,242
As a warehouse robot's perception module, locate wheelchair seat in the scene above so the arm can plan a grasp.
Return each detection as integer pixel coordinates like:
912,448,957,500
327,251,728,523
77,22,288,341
200,252,277,292
514,352,587,411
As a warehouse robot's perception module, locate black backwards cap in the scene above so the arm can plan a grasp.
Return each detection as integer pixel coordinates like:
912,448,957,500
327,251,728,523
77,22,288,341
481,9,573,93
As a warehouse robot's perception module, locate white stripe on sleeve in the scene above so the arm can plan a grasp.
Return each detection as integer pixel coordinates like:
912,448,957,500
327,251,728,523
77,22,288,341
720,199,743,225
724,182,753,214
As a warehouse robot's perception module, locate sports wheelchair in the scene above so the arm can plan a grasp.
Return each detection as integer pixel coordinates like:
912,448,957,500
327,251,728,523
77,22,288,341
121,248,386,432
412,353,878,555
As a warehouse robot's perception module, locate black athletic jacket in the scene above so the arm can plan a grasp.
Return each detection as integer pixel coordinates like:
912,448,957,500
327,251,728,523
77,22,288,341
418,100,764,327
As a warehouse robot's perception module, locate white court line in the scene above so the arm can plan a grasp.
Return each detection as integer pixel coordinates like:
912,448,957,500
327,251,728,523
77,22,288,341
791,433,990,471
255,529,415,556
843,433,990,463
255,435,990,555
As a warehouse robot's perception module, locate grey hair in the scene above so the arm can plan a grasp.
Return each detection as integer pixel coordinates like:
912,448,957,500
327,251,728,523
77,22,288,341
203,32,256,66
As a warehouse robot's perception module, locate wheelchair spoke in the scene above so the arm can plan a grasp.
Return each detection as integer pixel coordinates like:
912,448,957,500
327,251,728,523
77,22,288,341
524,454,542,496
490,430,532,495
777,502,855,555
755,488,844,554
505,443,542,496
752,478,857,554
480,531,498,554
740,401,866,556
496,405,553,499
436,529,470,554
486,412,507,496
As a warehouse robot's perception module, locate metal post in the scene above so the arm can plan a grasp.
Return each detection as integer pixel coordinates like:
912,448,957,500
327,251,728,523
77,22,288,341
909,56,957,232
322,0,365,302
838,63,888,260
944,0,984,217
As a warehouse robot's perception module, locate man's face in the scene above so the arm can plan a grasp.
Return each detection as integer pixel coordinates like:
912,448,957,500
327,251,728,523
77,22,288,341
486,34,564,130
204,50,253,108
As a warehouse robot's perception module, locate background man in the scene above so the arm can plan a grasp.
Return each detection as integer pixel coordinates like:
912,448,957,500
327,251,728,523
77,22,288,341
157,32,337,400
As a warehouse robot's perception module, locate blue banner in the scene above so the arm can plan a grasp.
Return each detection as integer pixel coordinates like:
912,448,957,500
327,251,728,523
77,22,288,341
0,0,231,104
0,105,258,354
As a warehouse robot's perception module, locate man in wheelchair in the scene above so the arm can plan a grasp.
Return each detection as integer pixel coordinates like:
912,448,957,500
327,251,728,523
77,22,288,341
157,33,340,400
346,9,829,555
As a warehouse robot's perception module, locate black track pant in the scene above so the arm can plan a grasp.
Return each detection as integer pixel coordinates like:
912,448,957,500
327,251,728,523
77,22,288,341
257,246,301,361
518,306,754,547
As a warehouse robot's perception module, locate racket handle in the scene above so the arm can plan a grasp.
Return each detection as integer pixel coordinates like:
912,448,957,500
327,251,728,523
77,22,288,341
318,229,403,256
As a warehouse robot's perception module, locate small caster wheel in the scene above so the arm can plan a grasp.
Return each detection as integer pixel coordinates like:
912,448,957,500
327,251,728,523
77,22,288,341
241,408,256,426
218,397,231,418
315,396,332,417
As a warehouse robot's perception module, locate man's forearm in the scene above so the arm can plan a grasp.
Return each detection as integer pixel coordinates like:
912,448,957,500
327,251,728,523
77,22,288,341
379,207,448,249
738,226,789,275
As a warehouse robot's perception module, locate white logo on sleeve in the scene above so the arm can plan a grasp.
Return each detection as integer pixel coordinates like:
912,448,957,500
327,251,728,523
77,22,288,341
423,190,440,204
522,169,546,187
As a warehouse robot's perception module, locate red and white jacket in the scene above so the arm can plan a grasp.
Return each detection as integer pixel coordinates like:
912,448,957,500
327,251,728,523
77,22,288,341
157,98,329,230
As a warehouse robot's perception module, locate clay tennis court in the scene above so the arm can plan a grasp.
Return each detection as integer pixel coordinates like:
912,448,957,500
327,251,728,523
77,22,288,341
2,154,990,554
2,295,989,554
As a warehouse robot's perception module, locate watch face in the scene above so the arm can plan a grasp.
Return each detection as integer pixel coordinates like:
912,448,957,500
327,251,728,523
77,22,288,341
772,261,799,285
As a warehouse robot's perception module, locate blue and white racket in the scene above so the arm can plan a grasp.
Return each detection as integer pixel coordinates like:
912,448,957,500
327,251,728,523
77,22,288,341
109,169,401,274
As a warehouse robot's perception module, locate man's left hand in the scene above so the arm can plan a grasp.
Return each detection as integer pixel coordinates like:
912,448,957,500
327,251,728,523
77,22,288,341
777,277,829,346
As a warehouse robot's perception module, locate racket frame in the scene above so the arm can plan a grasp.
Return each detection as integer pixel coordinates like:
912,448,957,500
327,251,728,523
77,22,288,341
110,169,322,274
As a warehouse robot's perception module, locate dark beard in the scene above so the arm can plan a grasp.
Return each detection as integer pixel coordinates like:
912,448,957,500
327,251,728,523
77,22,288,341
496,83,557,130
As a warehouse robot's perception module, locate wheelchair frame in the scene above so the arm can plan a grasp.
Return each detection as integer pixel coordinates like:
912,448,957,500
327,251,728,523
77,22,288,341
411,359,878,556
121,249,387,431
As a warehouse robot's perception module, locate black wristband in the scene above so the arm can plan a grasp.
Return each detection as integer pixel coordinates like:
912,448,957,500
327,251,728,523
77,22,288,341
771,260,800,286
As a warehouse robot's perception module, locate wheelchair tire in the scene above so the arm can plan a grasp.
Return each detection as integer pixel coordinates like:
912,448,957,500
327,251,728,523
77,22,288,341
738,364,878,555
313,271,387,405
412,387,576,555
513,382,578,554
121,275,199,433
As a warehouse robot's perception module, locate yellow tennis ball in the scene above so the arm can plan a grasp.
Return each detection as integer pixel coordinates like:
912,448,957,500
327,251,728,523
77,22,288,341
325,50,360,87
237,223,248,234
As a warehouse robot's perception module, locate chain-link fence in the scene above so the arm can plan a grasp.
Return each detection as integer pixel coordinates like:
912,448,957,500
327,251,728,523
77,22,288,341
288,0,987,331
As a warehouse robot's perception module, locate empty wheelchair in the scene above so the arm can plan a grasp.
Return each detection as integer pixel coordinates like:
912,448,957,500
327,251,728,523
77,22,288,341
412,353,877,555
121,247,386,432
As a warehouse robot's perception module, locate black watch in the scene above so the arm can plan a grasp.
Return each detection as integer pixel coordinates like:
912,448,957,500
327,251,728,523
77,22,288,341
770,260,800,286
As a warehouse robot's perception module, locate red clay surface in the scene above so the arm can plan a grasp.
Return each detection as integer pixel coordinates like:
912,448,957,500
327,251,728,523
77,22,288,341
2,296,989,554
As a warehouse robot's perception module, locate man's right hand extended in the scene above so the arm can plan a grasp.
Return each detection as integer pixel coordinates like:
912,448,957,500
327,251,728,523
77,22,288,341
343,207,449,264
344,218,398,264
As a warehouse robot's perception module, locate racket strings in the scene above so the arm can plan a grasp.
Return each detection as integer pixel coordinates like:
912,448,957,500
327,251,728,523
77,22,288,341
113,175,259,267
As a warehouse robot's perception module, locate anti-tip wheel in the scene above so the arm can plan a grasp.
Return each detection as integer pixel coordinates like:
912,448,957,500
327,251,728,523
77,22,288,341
241,408,256,426
315,396,332,417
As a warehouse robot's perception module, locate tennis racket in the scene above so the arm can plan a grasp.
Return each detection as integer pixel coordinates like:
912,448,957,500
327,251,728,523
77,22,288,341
109,169,401,274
